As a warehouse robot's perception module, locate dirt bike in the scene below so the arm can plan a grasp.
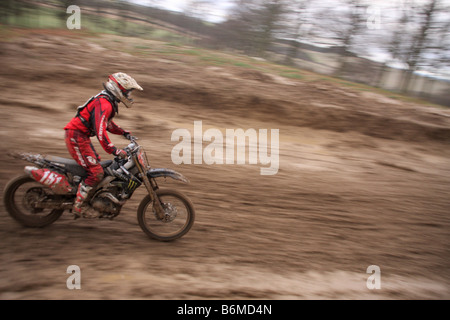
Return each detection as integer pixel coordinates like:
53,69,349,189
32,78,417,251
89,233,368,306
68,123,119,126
3,136,195,241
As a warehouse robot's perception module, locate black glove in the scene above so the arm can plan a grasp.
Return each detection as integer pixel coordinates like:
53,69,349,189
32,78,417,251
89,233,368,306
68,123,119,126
123,131,132,140
114,149,127,159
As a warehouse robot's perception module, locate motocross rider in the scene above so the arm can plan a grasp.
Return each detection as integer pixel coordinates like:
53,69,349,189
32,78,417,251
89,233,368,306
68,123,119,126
64,72,143,218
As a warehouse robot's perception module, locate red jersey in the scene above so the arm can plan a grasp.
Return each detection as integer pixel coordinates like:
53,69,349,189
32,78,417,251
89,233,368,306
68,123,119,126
64,95,125,155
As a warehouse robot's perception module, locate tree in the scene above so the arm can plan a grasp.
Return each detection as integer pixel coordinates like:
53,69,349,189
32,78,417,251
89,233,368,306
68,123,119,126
282,0,313,65
256,0,285,57
336,0,367,76
219,0,286,57
184,0,211,20
309,0,369,76
403,0,437,90
387,0,449,92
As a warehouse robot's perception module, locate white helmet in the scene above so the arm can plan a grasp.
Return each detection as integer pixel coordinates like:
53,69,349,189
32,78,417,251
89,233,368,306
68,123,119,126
104,72,143,108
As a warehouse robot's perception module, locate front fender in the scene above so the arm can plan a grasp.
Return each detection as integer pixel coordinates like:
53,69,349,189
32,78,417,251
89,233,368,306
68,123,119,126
147,168,189,183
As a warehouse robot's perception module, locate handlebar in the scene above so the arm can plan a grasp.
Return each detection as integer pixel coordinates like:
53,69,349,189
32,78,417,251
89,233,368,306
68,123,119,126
124,136,141,154
113,136,140,162
127,135,138,143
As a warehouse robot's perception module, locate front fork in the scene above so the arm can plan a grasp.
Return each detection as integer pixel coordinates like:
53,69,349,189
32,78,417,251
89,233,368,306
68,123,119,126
133,155,166,220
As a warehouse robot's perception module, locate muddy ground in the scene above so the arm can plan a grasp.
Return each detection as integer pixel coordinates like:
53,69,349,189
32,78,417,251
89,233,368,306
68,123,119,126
0,30,449,300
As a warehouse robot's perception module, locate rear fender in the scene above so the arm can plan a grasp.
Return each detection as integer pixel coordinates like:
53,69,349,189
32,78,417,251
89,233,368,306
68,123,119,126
146,168,189,183
24,166,73,194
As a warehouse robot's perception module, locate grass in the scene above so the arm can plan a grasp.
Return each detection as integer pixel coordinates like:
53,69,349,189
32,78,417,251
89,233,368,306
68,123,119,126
279,71,303,80
233,62,254,68
0,5,185,42
4,6,64,29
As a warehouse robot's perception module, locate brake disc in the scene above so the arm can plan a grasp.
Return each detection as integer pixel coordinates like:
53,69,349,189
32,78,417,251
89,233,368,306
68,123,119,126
154,202,178,222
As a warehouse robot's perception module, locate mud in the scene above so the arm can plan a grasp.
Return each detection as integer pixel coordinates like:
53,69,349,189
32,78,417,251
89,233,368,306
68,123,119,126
0,30,449,300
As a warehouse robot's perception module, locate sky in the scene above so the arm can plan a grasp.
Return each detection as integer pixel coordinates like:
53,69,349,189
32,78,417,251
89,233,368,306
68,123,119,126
129,0,235,23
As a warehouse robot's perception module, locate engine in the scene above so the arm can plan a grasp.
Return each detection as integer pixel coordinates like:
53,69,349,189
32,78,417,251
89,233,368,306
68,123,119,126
91,191,121,216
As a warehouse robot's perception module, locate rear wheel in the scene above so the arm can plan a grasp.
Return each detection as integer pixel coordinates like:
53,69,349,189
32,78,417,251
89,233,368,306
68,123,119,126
137,188,195,241
3,175,64,228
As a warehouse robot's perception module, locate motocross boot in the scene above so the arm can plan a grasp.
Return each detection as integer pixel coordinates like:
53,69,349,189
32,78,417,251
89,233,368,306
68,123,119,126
73,181,94,219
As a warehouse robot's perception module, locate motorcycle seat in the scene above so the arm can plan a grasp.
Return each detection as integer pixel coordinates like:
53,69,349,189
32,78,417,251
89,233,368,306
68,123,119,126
45,156,113,177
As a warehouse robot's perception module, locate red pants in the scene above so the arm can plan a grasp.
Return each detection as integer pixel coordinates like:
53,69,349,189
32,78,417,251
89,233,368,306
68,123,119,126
65,129,104,187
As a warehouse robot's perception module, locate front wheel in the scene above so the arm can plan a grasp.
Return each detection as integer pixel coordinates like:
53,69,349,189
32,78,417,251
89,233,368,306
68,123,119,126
137,188,195,241
3,175,64,228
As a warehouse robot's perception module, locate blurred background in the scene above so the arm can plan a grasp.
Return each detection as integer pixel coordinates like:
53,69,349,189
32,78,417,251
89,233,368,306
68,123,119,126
0,0,449,300
1,0,449,106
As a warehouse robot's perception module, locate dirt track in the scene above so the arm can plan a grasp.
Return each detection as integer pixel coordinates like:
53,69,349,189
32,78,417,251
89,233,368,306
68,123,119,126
0,30,449,300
